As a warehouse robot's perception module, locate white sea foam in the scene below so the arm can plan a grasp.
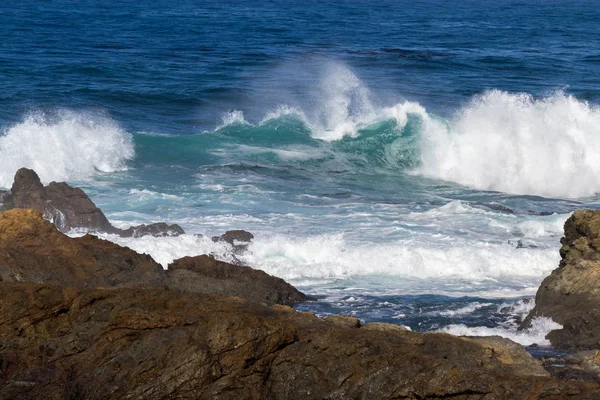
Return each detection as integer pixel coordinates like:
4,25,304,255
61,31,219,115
98,228,558,288
438,316,562,346
417,90,600,198
242,234,559,282
93,233,236,268
0,110,134,188
216,110,248,129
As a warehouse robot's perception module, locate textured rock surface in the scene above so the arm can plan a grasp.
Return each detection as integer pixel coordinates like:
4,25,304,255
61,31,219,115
523,210,600,350
0,209,164,288
1,282,599,400
167,255,314,306
542,350,600,383
2,168,184,237
1,208,600,398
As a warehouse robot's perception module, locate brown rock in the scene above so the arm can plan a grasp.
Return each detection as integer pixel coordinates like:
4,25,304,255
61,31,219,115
324,315,361,328
522,210,600,350
1,282,599,400
166,255,315,306
0,209,164,288
2,168,184,237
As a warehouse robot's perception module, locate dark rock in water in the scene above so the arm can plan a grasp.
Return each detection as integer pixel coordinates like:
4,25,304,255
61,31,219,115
0,209,164,288
475,202,514,214
541,350,600,384
167,254,314,306
2,283,600,399
516,240,539,249
212,229,254,253
2,168,184,237
522,210,600,350
119,222,185,238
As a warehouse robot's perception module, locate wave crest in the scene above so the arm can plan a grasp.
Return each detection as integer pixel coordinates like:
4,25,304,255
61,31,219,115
417,90,600,198
0,110,134,187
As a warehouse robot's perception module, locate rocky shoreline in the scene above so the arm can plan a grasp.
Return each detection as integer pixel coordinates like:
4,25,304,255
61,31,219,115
2,169,600,398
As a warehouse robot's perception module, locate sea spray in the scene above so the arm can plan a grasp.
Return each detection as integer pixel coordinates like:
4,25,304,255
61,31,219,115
0,110,134,188
417,90,600,198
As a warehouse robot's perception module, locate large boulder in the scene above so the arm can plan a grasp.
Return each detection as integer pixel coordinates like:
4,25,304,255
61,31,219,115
167,255,314,306
2,168,184,237
1,282,599,400
522,210,600,350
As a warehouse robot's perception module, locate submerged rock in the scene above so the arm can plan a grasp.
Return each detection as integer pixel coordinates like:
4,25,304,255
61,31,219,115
2,168,184,237
167,254,314,306
119,222,185,238
522,210,600,350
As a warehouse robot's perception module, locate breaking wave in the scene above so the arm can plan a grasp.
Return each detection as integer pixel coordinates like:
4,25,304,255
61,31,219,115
0,109,134,188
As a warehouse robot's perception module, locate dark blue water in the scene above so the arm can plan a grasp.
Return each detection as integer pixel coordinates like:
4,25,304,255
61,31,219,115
1,0,599,345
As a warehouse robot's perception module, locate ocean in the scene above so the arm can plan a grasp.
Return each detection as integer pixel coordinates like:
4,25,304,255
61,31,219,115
2,0,600,347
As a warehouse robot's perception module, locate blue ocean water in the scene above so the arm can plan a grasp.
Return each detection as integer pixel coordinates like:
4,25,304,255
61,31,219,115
2,0,600,345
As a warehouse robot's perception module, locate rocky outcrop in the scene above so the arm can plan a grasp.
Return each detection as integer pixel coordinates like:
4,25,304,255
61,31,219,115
0,209,310,306
522,210,600,350
0,209,164,288
2,168,184,237
166,255,314,306
1,282,599,400
1,208,600,398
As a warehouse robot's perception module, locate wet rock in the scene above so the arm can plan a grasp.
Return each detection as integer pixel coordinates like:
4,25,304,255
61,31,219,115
541,351,600,384
166,255,314,306
0,209,164,288
522,210,600,350
1,282,600,399
119,222,185,238
2,168,184,237
212,229,254,253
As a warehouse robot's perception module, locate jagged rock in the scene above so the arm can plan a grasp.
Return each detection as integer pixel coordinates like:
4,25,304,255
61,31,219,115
522,210,600,350
0,209,164,288
212,229,254,254
166,255,314,306
2,168,184,237
1,282,599,400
